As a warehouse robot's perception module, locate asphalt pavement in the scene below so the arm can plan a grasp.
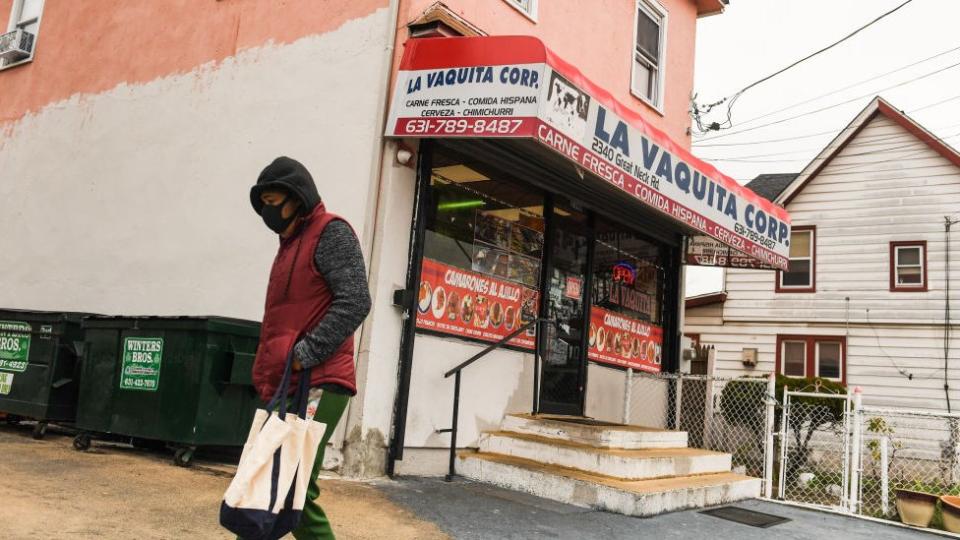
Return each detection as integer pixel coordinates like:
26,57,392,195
380,476,949,540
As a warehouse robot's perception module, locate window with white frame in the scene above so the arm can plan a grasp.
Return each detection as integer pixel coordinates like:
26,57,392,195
504,0,537,21
2,0,43,67
632,0,666,109
891,241,926,291
778,227,815,291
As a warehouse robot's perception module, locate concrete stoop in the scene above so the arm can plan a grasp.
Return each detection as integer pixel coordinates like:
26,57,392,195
457,414,761,517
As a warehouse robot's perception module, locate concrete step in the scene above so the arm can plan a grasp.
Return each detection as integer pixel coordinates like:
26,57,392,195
479,431,731,480
501,413,688,450
457,451,761,517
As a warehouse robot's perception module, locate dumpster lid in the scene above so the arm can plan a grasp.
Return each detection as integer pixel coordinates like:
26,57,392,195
81,316,261,337
0,308,99,325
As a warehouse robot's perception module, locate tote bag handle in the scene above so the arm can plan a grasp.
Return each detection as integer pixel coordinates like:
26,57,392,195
265,349,314,421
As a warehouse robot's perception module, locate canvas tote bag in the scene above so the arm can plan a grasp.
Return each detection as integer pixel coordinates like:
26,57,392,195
220,352,326,540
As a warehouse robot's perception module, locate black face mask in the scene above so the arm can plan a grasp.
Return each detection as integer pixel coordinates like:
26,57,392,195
261,198,299,234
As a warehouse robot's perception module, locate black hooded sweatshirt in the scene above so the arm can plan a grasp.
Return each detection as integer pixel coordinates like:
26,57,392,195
251,157,371,388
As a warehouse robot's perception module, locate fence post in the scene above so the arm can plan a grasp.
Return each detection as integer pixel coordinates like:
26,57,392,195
763,372,776,499
674,374,683,430
849,387,863,514
778,386,789,499
623,368,633,424
880,436,889,516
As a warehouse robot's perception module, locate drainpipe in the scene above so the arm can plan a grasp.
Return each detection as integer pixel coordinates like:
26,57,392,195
945,217,955,413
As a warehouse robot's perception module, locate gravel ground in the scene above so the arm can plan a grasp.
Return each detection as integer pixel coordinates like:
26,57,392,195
0,425,447,540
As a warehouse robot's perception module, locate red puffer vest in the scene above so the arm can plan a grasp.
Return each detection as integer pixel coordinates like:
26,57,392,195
252,202,357,402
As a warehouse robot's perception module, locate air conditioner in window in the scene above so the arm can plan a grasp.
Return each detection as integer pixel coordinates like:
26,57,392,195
0,29,35,63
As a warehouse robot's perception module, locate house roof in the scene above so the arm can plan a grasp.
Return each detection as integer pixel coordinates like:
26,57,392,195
777,96,960,206
745,173,799,202
685,292,727,309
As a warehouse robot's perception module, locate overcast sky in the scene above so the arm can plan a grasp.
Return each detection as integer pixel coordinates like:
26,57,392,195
684,0,960,296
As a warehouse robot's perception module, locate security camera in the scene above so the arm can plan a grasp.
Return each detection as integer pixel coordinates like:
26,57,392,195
397,148,413,165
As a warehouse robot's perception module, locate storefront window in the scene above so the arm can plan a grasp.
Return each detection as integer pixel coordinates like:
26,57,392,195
587,222,665,371
414,147,668,374
416,150,544,348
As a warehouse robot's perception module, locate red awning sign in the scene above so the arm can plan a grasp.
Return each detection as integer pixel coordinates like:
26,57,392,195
385,36,792,270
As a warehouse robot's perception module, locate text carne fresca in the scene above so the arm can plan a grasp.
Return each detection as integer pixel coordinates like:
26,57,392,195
592,106,789,245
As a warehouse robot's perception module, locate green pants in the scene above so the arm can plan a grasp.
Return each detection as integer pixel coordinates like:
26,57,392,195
292,390,350,540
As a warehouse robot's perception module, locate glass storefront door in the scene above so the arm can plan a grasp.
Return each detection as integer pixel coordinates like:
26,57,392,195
537,204,590,416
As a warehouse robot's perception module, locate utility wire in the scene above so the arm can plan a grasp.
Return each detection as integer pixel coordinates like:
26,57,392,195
695,117,960,149
695,59,960,143
709,145,960,165
704,130,960,164
690,0,917,134
735,43,960,127
699,127,957,161
694,124,946,148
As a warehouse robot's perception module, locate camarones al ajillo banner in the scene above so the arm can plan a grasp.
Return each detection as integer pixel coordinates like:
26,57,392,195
417,258,539,349
385,36,792,271
588,307,663,372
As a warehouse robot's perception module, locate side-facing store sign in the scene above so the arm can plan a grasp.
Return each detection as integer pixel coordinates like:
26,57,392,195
0,321,31,373
685,235,778,270
386,36,791,270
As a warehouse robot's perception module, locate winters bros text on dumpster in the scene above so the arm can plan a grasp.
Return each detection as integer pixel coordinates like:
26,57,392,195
120,337,164,392
385,37,792,271
0,321,31,373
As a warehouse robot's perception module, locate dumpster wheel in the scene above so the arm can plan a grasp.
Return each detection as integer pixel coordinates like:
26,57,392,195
173,447,195,467
73,433,92,451
32,422,48,440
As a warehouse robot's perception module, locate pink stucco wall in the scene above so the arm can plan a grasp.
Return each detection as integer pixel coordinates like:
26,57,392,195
393,0,700,148
0,0,388,124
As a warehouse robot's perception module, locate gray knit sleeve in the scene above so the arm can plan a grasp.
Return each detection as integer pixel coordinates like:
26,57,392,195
293,220,371,369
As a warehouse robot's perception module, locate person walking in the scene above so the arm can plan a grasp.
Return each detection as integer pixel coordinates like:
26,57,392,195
249,156,371,539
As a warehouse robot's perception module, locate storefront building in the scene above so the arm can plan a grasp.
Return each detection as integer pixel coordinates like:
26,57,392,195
381,36,790,474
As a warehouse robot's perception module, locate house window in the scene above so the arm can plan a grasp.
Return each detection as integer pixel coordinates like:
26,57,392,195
632,0,666,110
777,226,815,292
816,341,842,380
503,0,538,21
777,335,846,383
890,241,927,291
782,340,806,377
2,0,43,68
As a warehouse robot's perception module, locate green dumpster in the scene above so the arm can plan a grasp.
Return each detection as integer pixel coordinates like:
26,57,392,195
0,309,90,439
74,316,261,466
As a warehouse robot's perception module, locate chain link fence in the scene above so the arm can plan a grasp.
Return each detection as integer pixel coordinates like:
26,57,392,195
617,371,960,531
778,392,851,509
856,407,960,521
625,372,771,479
